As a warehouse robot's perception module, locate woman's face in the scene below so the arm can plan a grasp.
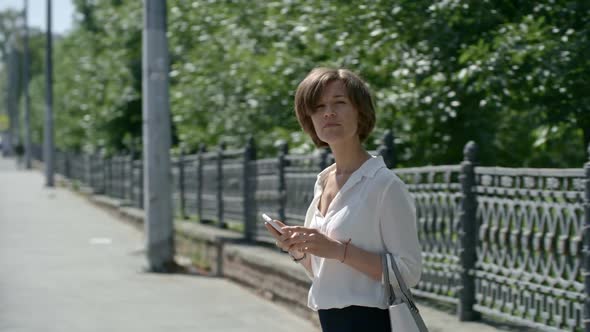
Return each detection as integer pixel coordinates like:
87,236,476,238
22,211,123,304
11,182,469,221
310,80,359,146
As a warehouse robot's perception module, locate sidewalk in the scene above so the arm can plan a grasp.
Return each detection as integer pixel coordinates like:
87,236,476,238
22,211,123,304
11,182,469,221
0,157,317,332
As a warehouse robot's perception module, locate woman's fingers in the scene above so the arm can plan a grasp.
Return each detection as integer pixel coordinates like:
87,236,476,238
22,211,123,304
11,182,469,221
282,231,309,247
289,241,315,253
264,222,325,255
264,223,291,250
264,222,282,239
283,226,316,234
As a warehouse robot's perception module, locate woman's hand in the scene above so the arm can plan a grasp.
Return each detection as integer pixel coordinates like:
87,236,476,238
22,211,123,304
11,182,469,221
282,226,345,261
263,219,305,260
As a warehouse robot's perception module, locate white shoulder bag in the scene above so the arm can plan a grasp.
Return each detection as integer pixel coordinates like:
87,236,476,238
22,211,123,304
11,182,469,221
382,253,429,332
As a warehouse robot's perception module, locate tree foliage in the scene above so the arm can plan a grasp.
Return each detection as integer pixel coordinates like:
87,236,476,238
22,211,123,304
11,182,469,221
8,0,589,166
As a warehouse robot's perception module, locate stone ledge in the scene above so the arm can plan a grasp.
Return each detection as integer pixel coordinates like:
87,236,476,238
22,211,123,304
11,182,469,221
176,221,243,244
91,195,123,209
119,206,145,229
224,242,310,283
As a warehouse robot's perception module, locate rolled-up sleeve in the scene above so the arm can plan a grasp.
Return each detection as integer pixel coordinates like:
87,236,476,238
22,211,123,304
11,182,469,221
379,177,423,289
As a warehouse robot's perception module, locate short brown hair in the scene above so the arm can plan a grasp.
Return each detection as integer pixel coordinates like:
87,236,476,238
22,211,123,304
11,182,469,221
294,67,376,148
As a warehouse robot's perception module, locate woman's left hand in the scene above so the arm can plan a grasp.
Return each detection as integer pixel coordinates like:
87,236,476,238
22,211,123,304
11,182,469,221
282,226,345,261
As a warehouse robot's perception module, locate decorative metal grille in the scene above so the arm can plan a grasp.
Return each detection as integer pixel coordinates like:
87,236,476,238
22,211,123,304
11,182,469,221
171,157,182,217
284,154,319,226
200,151,218,222
130,159,143,209
253,158,280,243
221,149,245,228
396,165,463,304
182,155,199,217
89,154,103,193
473,167,584,331
70,153,84,183
109,156,126,200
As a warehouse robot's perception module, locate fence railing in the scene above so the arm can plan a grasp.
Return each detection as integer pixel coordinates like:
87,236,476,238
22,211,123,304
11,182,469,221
32,135,589,332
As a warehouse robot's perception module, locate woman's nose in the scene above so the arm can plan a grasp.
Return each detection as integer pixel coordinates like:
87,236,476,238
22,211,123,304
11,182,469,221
323,106,336,118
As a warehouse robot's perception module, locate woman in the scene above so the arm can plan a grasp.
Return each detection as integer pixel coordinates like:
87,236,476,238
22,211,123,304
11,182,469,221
265,67,422,332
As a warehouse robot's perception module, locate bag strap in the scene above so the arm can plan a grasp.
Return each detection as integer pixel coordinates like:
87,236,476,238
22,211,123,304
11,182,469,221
382,254,395,305
383,253,419,312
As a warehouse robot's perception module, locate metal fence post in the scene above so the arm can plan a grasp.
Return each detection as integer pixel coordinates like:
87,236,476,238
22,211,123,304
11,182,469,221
120,155,125,200
93,153,99,191
92,153,98,191
83,153,89,186
139,157,144,209
115,155,120,199
93,152,100,194
86,153,92,186
106,156,112,197
99,151,105,195
65,152,71,179
378,129,396,169
217,141,226,228
178,147,186,219
103,153,109,196
120,155,124,200
197,143,206,223
278,140,289,222
126,154,133,203
243,136,256,241
584,143,590,332
111,156,116,198
277,140,288,223
458,141,480,321
87,153,93,190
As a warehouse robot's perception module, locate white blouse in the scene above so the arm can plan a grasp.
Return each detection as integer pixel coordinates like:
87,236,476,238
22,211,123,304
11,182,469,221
302,155,422,311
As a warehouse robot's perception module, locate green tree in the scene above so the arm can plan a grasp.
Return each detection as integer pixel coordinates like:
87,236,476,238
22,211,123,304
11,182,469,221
17,0,589,167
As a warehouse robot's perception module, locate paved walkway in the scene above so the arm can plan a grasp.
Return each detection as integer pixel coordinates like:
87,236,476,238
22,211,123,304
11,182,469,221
0,157,318,332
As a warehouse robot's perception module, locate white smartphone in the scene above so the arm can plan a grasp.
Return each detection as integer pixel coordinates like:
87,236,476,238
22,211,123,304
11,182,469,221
262,213,284,234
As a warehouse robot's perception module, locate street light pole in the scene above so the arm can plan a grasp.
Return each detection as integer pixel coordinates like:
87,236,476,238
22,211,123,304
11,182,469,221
22,0,32,169
142,0,175,272
44,0,55,187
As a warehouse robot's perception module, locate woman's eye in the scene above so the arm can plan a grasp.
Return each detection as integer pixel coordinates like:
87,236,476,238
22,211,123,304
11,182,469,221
336,101,345,105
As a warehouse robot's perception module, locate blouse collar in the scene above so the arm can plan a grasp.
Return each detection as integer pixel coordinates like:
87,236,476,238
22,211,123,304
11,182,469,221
316,155,387,192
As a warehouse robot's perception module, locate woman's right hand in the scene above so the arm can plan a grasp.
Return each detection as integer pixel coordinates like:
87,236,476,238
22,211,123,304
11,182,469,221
264,219,305,260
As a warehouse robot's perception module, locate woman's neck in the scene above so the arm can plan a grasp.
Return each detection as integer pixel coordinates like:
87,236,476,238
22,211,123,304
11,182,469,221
329,139,371,175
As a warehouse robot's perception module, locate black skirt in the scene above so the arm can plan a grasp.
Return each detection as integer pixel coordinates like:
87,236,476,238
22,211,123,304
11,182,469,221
318,305,391,332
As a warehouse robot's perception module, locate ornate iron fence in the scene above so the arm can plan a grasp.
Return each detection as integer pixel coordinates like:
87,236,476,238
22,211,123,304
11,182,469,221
130,159,143,209
219,147,246,229
35,135,589,331
181,154,199,218
199,149,219,223
171,156,183,218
